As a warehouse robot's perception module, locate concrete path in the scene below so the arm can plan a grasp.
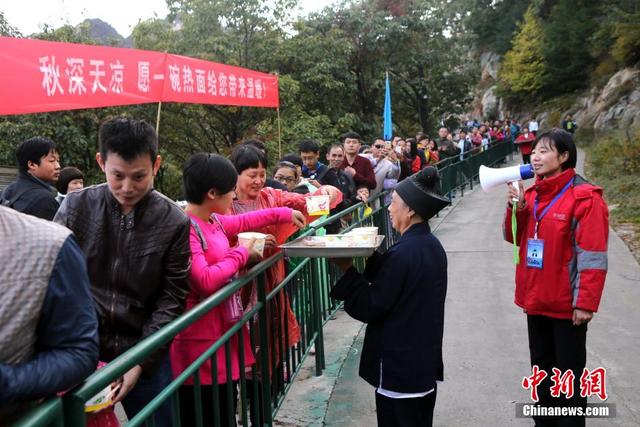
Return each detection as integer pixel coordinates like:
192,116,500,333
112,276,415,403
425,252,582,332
277,150,640,426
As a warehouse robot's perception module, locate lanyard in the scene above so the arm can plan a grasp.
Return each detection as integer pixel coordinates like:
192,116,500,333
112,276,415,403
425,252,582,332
533,178,574,239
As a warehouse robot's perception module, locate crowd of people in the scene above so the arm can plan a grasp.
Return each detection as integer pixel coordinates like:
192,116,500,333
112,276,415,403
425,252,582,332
1,112,603,427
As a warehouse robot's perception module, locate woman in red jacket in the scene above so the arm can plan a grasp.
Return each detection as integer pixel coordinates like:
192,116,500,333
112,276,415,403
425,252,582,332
515,126,535,164
504,129,609,426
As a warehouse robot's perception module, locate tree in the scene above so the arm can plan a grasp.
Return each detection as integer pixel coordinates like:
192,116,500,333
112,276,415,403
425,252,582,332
465,0,530,55
0,11,20,37
500,6,546,97
277,0,477,139
542,0,598,94
610,7,640,67
380,0,477,133
1,0,482,197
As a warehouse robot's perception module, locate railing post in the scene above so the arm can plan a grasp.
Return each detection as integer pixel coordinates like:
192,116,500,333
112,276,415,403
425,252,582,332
310,257,326,374
63,393,87,427
257,272,273,426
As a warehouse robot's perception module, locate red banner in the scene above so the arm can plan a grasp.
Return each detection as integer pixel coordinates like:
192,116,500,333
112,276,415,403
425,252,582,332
0,36,279,115
163,53,279,108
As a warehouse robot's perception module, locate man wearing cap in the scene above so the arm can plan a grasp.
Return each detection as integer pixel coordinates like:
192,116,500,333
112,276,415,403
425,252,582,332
331,167,449,427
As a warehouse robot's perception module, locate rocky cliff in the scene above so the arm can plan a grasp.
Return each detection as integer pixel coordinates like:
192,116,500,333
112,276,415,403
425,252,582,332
474,52,640,133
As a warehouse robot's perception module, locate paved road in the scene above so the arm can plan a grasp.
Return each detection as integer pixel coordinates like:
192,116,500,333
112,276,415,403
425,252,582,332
278,150,640,426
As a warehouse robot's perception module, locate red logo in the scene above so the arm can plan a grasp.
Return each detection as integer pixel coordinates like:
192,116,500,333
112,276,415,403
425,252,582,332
522,367,608,401
522,365,548,402
580,367,608,401
550,368,575,398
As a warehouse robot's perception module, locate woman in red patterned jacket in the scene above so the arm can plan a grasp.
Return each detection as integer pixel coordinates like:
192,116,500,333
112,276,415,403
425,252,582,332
503,128,609,426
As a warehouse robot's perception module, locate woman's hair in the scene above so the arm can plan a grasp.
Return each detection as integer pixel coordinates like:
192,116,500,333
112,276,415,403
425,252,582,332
359,144,371,153
531,128,577,170
274,161,299,179
229,144,268,174
406,138,419,158
56,166,84,194
281,153,303,169
183,152,238,204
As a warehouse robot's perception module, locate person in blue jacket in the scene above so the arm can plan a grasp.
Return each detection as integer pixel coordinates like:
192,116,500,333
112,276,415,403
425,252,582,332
0,206,99,422
331,166,449,427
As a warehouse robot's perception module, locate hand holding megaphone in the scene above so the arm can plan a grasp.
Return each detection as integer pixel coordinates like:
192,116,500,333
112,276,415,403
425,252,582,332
507,181,526,207
479,164,534,204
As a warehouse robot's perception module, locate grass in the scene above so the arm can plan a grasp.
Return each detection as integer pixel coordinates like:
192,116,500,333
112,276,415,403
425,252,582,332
578,127,640,261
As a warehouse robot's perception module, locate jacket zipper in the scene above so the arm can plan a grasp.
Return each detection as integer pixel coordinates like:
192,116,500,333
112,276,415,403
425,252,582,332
110,213,124,356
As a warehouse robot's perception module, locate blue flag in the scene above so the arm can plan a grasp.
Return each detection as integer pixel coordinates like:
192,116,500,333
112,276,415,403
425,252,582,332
383,73,393,140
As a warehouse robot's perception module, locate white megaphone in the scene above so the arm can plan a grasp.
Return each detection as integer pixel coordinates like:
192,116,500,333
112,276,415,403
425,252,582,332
479,164,534,194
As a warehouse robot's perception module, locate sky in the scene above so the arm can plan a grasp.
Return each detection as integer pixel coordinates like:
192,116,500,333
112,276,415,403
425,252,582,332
2,0,334,37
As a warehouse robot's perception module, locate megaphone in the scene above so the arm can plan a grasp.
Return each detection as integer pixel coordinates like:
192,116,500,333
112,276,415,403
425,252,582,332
479,164,534,192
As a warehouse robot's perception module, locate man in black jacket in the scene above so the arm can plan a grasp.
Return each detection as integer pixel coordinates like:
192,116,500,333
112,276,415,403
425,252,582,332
1,137,60,220
331,167,449,427
54,117,191,427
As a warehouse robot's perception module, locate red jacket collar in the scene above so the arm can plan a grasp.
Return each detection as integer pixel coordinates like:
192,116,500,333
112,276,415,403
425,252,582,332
534,168,576,200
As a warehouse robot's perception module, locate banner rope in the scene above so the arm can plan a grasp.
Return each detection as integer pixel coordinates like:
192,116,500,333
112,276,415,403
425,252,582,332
155,101,163,135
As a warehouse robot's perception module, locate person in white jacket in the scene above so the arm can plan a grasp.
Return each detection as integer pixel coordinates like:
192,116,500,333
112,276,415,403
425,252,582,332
363,138,401,200
528,117,539,135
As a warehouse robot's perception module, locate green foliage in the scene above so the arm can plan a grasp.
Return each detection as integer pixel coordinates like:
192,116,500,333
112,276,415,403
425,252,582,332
591,57,619,87
491,0,638,107
588,4,640,101
541,0,598,94
465,0,530,54
584,127,640,225
0,11,20,36
611,11,640,66
0,0,477,198
500,6,546,96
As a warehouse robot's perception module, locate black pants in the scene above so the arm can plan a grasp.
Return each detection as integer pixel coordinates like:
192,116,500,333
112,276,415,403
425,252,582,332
178,383,238,427
375,386,437,427
527,315,587,427
522,153,531,164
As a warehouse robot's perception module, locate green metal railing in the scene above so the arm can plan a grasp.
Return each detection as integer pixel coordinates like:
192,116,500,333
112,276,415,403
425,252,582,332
59,195,393,427
11,141,512,427
11,398,64,427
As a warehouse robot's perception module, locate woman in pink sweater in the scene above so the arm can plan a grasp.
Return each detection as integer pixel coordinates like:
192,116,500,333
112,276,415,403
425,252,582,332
169,153,305,427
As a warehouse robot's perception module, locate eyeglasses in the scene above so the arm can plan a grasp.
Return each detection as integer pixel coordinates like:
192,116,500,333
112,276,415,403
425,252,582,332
373,144,385,149
274,175,296,183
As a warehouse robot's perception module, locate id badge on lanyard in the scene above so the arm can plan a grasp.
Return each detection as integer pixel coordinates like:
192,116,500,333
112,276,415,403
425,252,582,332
527,178,574,270
526,238,544,269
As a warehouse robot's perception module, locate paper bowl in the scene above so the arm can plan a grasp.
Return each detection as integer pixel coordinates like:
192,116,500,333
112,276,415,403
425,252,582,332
237,232,267,256
346,226,378,236
306,195,330,216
